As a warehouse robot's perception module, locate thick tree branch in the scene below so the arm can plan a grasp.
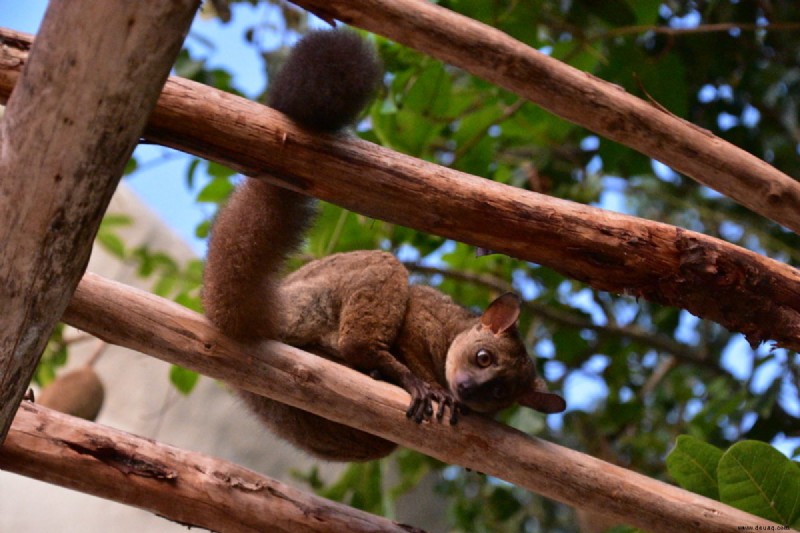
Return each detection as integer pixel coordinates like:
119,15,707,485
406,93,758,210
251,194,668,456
289,0,800,235
144,87,800,350
0,4,198,442
59,272,787,533
1,28,798,351
1,403,424,533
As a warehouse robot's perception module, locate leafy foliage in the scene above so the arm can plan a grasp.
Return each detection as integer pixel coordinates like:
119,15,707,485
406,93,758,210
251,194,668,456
666,434,724,499
43,0,800,531
667,436,800,527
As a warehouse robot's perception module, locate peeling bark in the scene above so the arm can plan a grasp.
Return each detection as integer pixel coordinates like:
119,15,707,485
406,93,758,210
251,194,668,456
1,403,424,533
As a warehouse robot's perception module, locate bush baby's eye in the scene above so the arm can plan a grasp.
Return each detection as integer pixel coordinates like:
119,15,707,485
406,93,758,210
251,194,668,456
475,349,493,368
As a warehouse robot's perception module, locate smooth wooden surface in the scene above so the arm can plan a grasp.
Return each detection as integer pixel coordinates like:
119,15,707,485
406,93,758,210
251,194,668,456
60,272,790,533
2,403,423,533
0,1,198,441
292,0,800,234
2,28,798,352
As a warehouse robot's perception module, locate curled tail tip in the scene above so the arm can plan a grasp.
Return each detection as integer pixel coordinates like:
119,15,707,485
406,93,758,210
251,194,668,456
268,29,383,132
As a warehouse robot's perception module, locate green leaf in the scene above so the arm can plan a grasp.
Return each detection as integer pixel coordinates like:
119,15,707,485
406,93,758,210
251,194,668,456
371,102,441,157
390,450,434,499
153,275,177,298
666,435,723,499
173,49,205,79
96,232,126,259
717,440,800,525
97,214,132,258
607,527,641,533
101,214,133,228
35,325,68,387
169,365,199,395
175,291,203,313
186,158,202,189
207,161,236,180
506,405,546,435
195,219,211,239
317,462,389,515
551,328,590,365
402,61,452,119
123,157,138,175
580,0,636,27
488,486,522,521
452,103,503,145
305,203,382,257
627,0,661,25
196,177,234,203
635,52,689,118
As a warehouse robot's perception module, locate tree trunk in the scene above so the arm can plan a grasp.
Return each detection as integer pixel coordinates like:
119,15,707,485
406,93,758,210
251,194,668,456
0,0,199,441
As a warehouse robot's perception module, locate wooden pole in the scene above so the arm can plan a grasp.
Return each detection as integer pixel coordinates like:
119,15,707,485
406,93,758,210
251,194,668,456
0,1,199,441
2,402,425,533
60,272,791,533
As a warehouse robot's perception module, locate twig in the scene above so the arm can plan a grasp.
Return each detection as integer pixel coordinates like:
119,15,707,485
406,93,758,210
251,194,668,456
601,22,800,40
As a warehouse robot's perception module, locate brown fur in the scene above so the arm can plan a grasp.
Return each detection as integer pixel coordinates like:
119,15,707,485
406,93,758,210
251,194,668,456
203,30,564,463
203,180,312,340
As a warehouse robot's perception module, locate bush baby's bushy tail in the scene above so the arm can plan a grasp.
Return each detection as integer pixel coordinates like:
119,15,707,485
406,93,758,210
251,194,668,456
203,30,382,340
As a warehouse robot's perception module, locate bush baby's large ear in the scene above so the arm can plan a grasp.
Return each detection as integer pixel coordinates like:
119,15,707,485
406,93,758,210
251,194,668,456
517,377,567,414
480,292,521,334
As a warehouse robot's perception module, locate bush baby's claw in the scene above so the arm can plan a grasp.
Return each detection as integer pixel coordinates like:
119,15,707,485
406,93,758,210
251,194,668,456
404,378,464,426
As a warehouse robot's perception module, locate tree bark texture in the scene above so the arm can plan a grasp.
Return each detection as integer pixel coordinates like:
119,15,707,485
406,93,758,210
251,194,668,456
2,28,799,351
290,0,800,234
1,402,424,533
0,1,198,442
60,272,790,533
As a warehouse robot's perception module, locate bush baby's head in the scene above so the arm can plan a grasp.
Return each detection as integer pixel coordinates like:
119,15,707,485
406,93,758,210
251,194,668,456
445,293,566,415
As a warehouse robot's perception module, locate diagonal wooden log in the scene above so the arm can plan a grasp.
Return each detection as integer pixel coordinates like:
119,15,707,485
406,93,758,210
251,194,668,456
1,28,799,352
60,272,790,533
0,1,199,442
149,90,800,351
291,0,800,235
1,402,424,533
